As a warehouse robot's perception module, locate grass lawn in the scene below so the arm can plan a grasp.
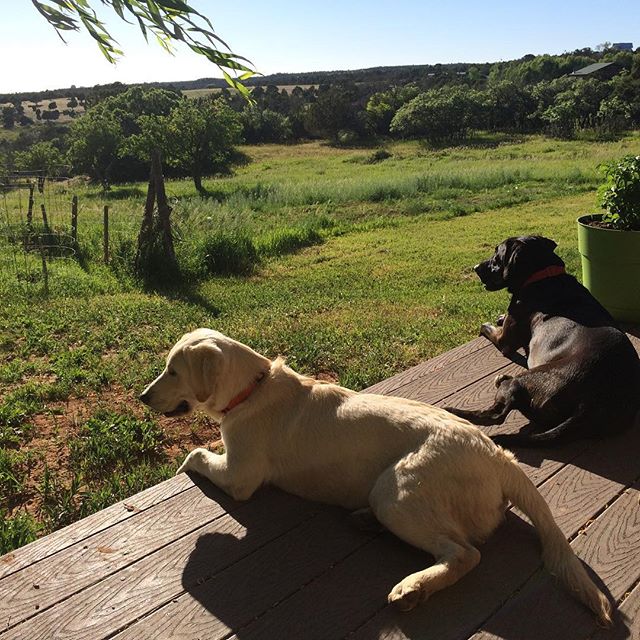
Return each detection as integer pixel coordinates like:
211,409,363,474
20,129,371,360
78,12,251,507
0,132,637,553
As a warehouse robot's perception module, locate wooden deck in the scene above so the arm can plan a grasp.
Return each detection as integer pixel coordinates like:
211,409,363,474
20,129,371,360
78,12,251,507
2,331,640,640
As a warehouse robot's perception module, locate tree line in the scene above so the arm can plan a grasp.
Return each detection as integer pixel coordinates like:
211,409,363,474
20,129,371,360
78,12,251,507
2,47,640,188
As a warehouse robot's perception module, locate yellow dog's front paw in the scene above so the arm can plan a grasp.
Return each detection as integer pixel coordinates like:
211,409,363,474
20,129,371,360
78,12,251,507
176,448,209,476
388,579,426,612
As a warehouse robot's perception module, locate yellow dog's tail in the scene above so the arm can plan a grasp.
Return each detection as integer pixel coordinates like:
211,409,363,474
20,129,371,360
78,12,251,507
498,448,612,625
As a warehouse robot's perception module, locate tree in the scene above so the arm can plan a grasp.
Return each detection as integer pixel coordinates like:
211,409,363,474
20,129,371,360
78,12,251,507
116,109,178,279
68,86,181,183
390,87,484,143
67,110,123,189
366,84,420,134
482,81,535,131
14,141,64,176
304,82,363,141
31,0,255,95
147,98,242,192
41,109,60,121
240,106,292,143
92,86,180,136
135,148,179,281
596,96,632,134
2,106,16,129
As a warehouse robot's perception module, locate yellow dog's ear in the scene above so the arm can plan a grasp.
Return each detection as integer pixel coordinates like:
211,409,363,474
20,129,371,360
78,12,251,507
185,342,223,404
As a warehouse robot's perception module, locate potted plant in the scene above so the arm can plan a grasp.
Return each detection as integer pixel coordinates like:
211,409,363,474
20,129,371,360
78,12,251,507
577,154,640,322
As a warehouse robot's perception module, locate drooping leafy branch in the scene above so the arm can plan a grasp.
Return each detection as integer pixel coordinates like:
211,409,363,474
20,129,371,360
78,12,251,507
31,0,256,96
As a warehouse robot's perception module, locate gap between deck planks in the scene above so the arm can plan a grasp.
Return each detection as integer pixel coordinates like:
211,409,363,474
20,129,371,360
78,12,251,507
1,332,638,640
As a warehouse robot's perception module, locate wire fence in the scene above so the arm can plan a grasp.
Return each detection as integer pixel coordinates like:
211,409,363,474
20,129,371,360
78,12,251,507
0,172,127,296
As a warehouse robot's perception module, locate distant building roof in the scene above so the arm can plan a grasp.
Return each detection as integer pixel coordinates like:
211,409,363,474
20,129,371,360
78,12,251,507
612,42,633,51
568,62,620,77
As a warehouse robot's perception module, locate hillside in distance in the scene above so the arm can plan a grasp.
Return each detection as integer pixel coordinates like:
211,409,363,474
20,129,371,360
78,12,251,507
2,46,635,104
0,55,540,102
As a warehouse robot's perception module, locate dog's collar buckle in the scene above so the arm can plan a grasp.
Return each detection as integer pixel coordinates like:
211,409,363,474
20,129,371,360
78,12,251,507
522,265,566,288
221,372,266,415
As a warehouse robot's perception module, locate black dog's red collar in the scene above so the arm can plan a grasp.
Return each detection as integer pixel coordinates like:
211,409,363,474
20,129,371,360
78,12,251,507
522,265,566,288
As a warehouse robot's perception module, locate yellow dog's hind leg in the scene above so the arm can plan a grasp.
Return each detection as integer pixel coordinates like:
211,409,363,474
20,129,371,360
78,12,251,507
387,539,481,610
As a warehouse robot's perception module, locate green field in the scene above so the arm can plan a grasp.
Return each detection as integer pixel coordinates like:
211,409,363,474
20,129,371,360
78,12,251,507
1,132,638,553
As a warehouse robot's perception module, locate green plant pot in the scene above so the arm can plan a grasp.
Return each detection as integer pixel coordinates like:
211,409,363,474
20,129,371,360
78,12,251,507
577,214,640,322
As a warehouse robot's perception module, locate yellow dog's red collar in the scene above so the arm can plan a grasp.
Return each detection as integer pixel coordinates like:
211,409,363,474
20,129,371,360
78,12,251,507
522,265,566,288
221,372,266,415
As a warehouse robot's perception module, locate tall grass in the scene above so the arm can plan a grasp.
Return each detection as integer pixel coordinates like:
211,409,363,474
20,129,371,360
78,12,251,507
3,134,637,290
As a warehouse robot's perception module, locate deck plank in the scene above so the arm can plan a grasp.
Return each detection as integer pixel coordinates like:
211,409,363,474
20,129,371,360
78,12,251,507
0,478,239,631
112,509,376,640
373,345,511,405
365,337,491,395
226,535,427,640
0,489,320,640
0,473,193,580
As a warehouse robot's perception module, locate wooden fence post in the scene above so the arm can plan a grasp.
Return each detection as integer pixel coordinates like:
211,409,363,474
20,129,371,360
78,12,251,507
39,238,49,295
27,184,34,229
40,203,50,233
103,205,109,264
71,195,78,244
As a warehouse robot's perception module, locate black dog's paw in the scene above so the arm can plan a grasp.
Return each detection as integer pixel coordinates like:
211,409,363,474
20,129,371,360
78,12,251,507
496,314,506,327
494,373,513,388
480,323,496,339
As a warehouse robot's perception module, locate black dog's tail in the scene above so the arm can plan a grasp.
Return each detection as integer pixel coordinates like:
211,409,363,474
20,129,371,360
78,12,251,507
491,412,588,448
492,401,640,449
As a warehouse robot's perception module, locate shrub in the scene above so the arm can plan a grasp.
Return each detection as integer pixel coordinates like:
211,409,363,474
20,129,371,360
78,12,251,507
14,141,64,177
390,87,484,143
240,106,293,143
366,149,392,164
196,231,259,275
598,155,640,230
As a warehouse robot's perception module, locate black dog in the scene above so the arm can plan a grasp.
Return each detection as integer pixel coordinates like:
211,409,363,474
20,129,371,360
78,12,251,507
445,235,640,447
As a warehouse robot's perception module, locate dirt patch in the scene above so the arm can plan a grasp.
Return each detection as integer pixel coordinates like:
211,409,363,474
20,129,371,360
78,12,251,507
6,384,221,520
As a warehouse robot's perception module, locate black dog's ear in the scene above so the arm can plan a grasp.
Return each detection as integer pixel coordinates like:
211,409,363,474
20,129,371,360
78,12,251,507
519,235,557,252
503,240,523,282
534,236,557,253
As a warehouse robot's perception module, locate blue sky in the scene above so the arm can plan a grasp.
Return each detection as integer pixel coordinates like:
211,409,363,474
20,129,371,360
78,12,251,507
1,0,639,92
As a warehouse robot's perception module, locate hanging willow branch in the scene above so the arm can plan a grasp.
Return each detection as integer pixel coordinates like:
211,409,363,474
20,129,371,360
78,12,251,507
31,0,256,96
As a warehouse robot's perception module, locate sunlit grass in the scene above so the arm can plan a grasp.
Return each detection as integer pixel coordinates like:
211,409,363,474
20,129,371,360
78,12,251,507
0,132,635,553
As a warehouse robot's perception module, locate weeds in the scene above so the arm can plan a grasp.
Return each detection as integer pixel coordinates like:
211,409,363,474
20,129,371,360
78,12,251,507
0,510,39,555
68,410,165,476
0,448,31,503
36,411,170,532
